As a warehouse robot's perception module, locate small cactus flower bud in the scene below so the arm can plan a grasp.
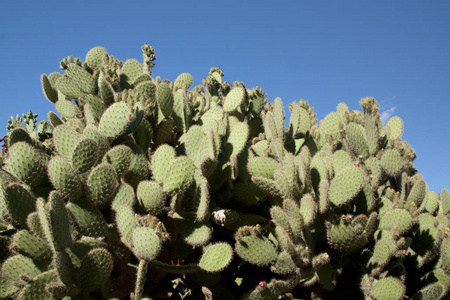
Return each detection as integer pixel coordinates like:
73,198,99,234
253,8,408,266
259,281,265,287
354,161,360,167
263,107,268,114
401,250,406,254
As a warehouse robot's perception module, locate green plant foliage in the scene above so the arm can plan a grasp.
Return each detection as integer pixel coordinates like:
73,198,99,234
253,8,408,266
0,44,448,300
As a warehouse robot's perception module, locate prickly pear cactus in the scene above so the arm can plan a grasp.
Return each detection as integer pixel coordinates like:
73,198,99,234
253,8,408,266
0,45,449,300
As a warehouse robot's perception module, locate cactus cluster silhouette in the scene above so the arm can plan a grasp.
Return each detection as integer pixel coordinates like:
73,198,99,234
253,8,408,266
0,44,449,299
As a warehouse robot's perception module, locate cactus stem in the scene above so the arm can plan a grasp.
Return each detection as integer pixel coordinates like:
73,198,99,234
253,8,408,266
135,260,148,300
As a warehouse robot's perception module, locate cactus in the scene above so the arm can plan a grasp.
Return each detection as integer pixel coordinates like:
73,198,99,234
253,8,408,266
0,44,448,300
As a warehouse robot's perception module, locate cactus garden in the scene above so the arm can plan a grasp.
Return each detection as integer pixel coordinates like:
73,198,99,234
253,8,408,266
1,44,450,300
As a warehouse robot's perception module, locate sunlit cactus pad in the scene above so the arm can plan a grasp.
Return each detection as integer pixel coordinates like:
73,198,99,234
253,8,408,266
0,44,449,300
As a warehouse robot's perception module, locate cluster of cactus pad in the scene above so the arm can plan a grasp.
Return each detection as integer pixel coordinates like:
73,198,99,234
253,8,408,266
1,44,450,300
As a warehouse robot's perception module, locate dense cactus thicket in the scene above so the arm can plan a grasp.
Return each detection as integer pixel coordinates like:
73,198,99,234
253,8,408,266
0,44,449,300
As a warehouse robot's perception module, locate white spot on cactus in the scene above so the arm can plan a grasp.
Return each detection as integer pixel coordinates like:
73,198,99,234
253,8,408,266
212,209,227,226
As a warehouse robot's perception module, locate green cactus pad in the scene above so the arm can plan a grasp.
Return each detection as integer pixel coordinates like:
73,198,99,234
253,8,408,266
251,176,284,198
316,263,336,292
5,183,36,227
115,204,135,248
78,248,114,292
10,230,52,261
98,74,115,106
102,145,132,178
329,166,365,207
184,125,208,167
156,83,174,118
1,254,41,283
437,214,450,228
223,87,245,112
134,74,152,87
84,103,97,125
407,179,427,206
264,111,279,141
174,73,194,90
243,274,301,300
379,208,413,234
172,89,189,132
133,118,153,152
336,102,349,116
154,118,174,146
235,235,277,267
84,94,106,121
151,144,176,183
47,111,63,127
41,74,58,103
132,226,162,261
370,240,391,267
48,156,83,200
83,127,110,161
273,168,294,199
67,201,109,238
7,142,47,187
310,153,332,187
173,213,212,247
198,243,233,273
283,198,303,237
0,275,19,299
425,192,439,214
412,282,445,300
271,251,297,275
326,220,368,254
225,121,249,157
440,237,450,272
440,188,450,215
163,156,195,194
331,150,353,175
55,99,81,119
53,124,80,160
85,46,107,70
299,193,317,226
433,269,450,292
55,76,84,99
65,63,96,94
346,122,369,158
86,163,118,208
53,249,76,286
371,277,405,300
137,180,166,214
36,197,55,252
123,141,149,188
247,157,280,179
273,98,285,140
270,206,293,238
8,127,32,147
297,106,313,135
18,269,59,300
120,59,142,89
386,116,403,140
320,112,342,142
47,191,73,250
98,102,144,138
195,181,210,221
365,157,383,186
380,148,403,177
111,182,135,211
71,137,98,174
47,72,62,87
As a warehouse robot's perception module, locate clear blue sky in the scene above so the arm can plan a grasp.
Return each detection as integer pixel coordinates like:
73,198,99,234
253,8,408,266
1,1,449,193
